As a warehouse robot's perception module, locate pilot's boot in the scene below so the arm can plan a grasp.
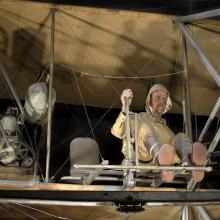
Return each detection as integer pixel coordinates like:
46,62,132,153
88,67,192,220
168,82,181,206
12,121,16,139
174,133,207,182
191,142,207,182
142,128,175,183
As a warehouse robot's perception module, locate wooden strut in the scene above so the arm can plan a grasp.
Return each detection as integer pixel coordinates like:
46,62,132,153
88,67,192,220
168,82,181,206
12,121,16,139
73,164,212,172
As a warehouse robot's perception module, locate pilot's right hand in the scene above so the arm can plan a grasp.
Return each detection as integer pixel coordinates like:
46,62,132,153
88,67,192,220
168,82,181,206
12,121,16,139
121,89,133,112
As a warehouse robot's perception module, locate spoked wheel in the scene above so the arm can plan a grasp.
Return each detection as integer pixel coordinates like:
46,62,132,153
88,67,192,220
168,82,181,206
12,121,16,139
12,141,29,160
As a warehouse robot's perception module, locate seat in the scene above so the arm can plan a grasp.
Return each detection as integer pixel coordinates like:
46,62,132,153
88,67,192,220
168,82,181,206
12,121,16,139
69,137,99,176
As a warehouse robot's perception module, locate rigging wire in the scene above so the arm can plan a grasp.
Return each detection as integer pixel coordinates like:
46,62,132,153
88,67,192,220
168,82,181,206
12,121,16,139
16,116,45,182
0,85,47,181
36,63,49,82
14,202,72,220
86,99,119,137
50,157,70,181
52,9,183,179
56,11,184,176
50,91,119,179
4,203,39,220
0,11,51,99
1,4,217,187
0,86,44,178
71,71,105,161
0,16,50,179
59,8,184,81
59,63,183,80
58,11,104,161
16,63,51,182
16,114,35,157
58,12,96,135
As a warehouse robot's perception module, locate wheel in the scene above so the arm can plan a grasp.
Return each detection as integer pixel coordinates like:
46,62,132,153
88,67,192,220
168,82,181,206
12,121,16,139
12,141,29,160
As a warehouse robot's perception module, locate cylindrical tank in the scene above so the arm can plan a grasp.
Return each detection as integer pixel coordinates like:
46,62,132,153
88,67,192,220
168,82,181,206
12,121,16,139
24,82,56,124
0,115,17,132
0,115,17,149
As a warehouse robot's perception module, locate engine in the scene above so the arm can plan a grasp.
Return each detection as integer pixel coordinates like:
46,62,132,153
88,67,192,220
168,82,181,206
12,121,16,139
0,107,32,167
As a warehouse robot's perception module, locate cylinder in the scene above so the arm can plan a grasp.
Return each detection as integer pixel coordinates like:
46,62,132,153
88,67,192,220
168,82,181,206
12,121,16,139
24,82,56,124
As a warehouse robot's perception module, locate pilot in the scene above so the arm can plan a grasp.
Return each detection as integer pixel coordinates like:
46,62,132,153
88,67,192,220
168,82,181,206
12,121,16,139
111,84,207,183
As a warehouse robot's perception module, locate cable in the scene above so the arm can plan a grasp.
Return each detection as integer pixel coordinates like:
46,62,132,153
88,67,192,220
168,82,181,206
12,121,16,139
58,11,105,161
72,71,105,161
5,203,39,220
60,63,183,80
14,202,71,220
86,98,119,137
50,157,70,181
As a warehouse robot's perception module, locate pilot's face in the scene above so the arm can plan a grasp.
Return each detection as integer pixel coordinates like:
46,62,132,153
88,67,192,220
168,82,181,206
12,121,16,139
150,90,168,114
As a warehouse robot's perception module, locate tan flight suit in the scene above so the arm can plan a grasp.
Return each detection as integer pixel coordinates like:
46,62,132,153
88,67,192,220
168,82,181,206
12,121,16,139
111,111,181,164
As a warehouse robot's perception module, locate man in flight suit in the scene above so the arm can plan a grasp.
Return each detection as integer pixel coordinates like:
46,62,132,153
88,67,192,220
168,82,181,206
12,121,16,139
111,84,207,183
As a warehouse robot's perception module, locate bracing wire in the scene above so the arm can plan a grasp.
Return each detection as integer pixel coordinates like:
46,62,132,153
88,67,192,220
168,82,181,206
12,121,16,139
16,115,45,182
52,9,184,179
14,202,72,220
16,63,50,182
60,63,183,80
71,71,105,161
36,64,49,83
16,114,36,158
50,157,70,181
86,99,119,137
5,203,39,220
58,11,105,161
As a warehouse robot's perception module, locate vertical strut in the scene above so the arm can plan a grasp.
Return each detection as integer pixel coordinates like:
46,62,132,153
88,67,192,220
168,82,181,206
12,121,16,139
182,35,192,140
45,8,56,183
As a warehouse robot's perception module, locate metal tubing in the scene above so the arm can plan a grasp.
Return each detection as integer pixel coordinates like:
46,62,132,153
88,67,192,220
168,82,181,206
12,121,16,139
73,164,212,172
174,9,220,23
0,199,106,207
175,22,220,87
182,35,192,140
187,127,220,191
182,206,189,220
135,113,139,165
196,206,212,220
84,160,108,185
199,97,220,142
0,198,219,207
46,8,56,183
0,61,24,117
125,97,132,161
187,179,197,191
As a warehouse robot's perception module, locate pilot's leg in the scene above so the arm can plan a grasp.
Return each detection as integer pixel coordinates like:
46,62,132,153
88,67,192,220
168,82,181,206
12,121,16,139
139,124,175,182
173,133,207,182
